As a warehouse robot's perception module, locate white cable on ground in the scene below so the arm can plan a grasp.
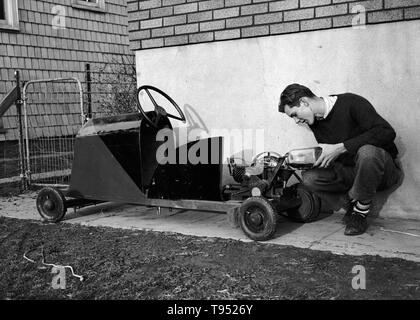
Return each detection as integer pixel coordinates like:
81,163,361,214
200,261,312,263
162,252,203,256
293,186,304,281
379,227,420,238
23,247,84,282
41,248,84,282
23,252,35,263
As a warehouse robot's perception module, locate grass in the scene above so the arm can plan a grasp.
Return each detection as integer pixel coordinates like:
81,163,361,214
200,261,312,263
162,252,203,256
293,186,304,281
0,216,419,300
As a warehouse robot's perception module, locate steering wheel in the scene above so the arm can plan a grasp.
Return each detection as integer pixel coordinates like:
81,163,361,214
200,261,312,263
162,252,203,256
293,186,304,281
252,151,282,166
136,85,186,128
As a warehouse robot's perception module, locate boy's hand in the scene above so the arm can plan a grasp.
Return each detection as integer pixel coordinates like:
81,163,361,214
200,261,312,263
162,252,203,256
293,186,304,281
314,143,347,168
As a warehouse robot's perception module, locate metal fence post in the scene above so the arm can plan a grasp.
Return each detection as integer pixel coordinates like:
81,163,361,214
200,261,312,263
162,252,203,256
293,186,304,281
15,70,27,191
85,63,92,120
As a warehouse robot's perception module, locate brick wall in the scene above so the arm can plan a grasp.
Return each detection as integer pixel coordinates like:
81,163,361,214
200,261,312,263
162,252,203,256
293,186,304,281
0,0,135,141
128,0,420,50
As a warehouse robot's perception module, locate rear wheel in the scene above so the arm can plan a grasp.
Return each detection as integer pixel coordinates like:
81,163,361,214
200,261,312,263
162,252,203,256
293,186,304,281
36,187,67,223
286,184,321,222
239,197,278,241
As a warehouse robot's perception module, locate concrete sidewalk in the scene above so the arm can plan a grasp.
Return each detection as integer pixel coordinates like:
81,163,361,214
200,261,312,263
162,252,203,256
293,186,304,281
1,192,420,262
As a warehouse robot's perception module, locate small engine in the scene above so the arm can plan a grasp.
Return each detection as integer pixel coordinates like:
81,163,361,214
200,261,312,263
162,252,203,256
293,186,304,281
227,147,322,198
223,147,324,241
228,153,281,182
228,152,283,197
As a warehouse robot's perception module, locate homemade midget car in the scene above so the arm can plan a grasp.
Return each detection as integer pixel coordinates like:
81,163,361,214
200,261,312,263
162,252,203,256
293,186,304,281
36,86,322,241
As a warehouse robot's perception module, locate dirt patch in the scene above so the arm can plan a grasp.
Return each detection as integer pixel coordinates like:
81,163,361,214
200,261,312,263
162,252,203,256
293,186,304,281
0,216,419,300
0,141,20,180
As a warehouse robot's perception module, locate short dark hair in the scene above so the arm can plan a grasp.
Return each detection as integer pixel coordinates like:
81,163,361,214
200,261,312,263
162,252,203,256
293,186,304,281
278,83,316,113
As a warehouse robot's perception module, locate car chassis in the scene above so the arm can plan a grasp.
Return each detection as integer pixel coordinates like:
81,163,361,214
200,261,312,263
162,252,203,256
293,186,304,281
36,86,321,241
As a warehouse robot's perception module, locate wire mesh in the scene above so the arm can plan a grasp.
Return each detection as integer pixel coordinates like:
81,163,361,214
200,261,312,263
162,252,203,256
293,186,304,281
1,58,137,189
23,78,84,187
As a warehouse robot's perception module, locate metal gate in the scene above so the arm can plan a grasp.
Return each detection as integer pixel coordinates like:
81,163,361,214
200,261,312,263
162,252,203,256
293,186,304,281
23,78,85,187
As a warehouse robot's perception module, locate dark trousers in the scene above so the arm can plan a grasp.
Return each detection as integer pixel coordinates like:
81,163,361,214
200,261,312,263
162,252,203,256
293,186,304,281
302,145,401,208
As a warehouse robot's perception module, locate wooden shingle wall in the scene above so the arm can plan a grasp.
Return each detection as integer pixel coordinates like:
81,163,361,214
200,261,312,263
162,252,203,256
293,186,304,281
0,0,135,141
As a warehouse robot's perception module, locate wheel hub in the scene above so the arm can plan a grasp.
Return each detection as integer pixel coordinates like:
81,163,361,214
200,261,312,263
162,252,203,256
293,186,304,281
43,199,55,211
248,209,263,227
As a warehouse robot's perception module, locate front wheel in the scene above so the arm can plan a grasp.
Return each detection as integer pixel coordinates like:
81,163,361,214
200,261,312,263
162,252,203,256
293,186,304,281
286,184,321,222
239,197,278,241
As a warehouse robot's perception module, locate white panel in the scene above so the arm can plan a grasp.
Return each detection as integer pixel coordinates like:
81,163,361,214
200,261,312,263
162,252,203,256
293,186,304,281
136,20,420,219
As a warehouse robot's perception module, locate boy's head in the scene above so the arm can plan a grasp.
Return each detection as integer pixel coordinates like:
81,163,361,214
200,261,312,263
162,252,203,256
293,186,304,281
278,84,317,125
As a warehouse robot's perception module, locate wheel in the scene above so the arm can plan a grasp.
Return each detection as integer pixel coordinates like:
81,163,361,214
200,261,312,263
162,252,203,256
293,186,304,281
286,184,321,222
136,85,186,128
239,197,278,241
36,187,67,223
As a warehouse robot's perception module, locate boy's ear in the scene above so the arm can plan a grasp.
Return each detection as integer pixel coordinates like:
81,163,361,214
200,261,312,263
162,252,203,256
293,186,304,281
299,97,309,107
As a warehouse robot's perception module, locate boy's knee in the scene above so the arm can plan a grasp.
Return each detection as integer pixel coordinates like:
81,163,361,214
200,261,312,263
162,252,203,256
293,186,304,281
356,145,386,162
302,170,320,190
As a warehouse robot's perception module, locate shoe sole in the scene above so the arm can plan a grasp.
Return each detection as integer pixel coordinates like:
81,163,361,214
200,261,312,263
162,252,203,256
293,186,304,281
344,230,365,236
344,225,368,236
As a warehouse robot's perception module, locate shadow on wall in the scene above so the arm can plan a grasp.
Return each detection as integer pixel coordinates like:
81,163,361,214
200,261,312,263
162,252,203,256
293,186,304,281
370,136,406,218
183,103,209,137
167,103,209,150
181,104,231,183
181,103,263,159
179,104,257,184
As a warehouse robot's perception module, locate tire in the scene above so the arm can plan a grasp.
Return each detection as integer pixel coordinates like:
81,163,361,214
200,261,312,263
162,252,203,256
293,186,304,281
239,197,278,241
286,184,321,222
36,187,67,223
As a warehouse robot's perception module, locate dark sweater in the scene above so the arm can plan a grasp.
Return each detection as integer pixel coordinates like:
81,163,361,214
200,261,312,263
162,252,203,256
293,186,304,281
309,93,398,166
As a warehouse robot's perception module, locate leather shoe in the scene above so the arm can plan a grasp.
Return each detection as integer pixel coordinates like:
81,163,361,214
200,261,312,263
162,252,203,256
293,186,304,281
344,213,368,236
342,198,356,224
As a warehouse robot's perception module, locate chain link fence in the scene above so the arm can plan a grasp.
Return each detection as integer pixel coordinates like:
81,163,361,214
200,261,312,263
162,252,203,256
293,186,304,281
23,77,84,187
